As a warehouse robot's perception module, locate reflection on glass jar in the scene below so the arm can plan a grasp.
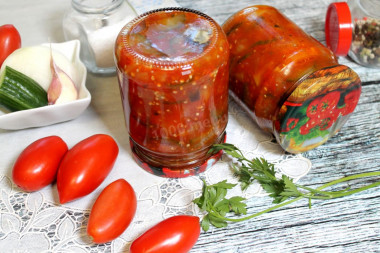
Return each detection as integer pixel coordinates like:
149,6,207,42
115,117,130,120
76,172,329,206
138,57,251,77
223,5,361,154
115,8,229,177
63,0,137,75
326,0,380,68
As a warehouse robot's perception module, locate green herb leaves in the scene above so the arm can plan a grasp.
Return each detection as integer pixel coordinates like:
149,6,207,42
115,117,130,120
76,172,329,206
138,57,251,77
195,143,380,231
193,180,247,231
210,143,291,204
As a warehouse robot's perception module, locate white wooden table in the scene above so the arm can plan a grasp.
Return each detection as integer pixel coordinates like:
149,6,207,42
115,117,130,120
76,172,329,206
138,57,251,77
181,1,380,252
0,0,379,252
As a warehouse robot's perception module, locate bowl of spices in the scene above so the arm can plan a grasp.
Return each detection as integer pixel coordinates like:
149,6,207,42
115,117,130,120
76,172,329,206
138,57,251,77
325,0,380,68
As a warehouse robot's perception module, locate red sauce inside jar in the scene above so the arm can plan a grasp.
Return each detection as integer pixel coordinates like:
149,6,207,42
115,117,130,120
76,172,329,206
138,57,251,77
115,8,229,174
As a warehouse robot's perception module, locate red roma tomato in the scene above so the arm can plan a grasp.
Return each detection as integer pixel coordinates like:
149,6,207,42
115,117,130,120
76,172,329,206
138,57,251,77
306,97,321,118
319,91,340,116
319,116,336,131
57,134,119,204
87,179,137,243
130,215,200,253
12,136,68,192
283,118,299,132
342,88,361,116
299,118,321,135
0,24,21,67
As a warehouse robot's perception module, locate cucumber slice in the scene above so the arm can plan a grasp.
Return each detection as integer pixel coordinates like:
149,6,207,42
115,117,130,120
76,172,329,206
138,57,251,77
0,66,48,112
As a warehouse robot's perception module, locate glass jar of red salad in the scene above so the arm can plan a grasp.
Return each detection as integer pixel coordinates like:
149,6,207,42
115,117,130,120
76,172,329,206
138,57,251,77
115,8,229,177
223,5,361,154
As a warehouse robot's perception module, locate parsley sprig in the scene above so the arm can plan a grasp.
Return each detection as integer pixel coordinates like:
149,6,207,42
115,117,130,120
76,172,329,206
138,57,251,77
193,143,380,231
193,180,246,231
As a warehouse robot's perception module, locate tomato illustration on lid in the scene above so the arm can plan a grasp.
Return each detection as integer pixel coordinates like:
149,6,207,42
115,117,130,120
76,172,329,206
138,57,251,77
275,65,361,153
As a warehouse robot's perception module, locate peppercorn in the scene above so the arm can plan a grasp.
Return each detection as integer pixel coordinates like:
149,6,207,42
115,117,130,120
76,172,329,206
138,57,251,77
351,17,380,66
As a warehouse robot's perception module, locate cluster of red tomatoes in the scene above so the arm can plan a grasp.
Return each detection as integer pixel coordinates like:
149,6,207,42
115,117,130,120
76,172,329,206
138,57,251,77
284,89,361,135
11,134,200,252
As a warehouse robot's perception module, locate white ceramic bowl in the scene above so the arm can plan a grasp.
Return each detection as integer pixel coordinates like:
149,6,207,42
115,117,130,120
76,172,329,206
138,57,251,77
0,40,90,130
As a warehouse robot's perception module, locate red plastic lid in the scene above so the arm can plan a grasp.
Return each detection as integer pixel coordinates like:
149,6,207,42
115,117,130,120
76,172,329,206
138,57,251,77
325,2,353,56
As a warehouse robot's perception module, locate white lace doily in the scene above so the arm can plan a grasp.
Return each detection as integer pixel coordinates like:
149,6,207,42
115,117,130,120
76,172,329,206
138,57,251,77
0,98,311,252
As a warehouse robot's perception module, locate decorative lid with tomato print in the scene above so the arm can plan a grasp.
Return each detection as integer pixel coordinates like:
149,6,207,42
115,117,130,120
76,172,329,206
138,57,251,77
274,65,361,153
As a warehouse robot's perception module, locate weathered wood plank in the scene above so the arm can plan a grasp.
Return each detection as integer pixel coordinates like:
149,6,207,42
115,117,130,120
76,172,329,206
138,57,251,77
174,0,380,252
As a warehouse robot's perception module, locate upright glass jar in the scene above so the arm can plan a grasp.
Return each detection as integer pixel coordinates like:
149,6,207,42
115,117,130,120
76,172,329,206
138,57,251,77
115,8,229,177
325,1,380,68
63,0,137,75
223,5,361,154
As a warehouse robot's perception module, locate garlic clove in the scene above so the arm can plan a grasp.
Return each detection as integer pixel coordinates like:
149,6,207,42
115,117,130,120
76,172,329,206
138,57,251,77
47,47,78,105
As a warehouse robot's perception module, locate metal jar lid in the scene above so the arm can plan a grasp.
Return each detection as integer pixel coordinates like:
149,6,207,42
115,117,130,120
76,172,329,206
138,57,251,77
274,65,361,153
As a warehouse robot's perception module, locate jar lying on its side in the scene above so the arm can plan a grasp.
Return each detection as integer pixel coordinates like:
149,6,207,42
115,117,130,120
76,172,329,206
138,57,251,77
115,8,229,177
325,0,380,68
223,5,361,154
